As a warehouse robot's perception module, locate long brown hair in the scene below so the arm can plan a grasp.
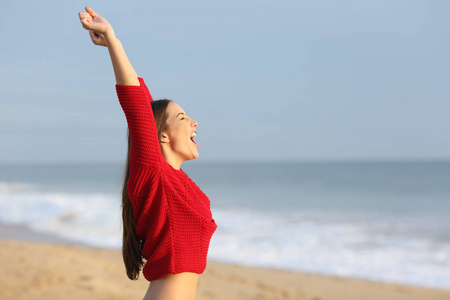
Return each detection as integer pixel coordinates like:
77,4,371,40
121,99,172,280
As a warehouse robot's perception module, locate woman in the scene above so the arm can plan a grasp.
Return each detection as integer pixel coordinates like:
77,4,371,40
78,7,217,300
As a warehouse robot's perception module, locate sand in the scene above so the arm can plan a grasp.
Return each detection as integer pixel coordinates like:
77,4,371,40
1,237,449,300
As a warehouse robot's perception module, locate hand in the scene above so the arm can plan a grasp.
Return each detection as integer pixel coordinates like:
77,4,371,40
78,6,113,47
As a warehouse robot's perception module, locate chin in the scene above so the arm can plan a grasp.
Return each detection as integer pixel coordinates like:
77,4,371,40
185,152,199,161
192,151,199,160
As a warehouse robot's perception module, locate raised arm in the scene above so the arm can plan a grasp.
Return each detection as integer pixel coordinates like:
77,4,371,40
78,6,139,86
78,7,162,179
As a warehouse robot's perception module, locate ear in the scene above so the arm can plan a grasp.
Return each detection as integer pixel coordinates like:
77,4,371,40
160,132,170,144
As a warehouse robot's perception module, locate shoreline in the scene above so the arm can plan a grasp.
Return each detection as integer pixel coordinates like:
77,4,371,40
0,222,80,246
1,224,450,300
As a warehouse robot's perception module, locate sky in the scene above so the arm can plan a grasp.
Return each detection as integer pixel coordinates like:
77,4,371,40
1,0,449,164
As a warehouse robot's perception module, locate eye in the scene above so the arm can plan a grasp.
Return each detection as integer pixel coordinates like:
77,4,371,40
180,117,185,120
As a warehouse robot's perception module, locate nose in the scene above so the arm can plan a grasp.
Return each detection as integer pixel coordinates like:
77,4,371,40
192,118,198,127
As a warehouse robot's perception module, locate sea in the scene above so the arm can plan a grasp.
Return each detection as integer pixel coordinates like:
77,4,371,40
0,160,449,290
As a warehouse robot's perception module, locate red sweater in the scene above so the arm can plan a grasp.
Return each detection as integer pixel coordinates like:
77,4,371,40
116,78,217,281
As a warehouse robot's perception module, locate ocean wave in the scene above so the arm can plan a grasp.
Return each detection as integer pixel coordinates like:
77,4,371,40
209,208,450,289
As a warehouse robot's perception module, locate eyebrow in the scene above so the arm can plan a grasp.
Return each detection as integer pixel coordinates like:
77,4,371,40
177,112,186,117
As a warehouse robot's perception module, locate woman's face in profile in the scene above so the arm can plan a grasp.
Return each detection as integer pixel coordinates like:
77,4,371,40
162,101,199,162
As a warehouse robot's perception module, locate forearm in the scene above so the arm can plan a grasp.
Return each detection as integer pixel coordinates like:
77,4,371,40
104,31,139,86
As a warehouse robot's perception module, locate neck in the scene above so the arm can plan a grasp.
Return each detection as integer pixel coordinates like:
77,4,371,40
161,147,182,170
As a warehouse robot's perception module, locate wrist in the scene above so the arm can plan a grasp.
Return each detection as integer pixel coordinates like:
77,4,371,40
104,29,117,42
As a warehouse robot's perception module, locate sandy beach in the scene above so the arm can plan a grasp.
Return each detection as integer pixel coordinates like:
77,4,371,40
1,233,449,300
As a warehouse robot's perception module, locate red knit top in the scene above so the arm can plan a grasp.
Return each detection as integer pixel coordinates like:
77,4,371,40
116,78,217,281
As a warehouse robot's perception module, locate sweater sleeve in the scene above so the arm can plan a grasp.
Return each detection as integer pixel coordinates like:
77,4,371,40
116,77,163,173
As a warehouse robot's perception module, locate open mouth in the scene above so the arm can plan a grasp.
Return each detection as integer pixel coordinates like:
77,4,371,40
190,132,199,148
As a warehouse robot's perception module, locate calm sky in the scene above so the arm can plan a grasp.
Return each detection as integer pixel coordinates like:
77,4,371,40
1,0,449,164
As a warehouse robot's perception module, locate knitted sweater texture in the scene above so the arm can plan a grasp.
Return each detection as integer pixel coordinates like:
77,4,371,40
116,78,217,282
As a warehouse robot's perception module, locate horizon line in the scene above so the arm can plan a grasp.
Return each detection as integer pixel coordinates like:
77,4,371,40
1,157,450,166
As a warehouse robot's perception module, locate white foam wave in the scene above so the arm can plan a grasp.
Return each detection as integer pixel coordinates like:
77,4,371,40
208,208,450,290
0,190,122,248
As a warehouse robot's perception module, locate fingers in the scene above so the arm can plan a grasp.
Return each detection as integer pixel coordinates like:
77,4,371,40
80,18,92,30
78,7,110,36
78,12,92,30
85,6,98,18
78,12,92,22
